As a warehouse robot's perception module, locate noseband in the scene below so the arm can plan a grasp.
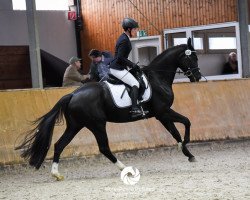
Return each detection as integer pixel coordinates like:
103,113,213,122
184,67,200,77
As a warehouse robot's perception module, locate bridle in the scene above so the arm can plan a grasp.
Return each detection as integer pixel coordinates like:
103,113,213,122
143,48,207,81
179,49,204,81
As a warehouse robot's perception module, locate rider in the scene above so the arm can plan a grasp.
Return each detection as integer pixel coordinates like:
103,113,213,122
109,17,144,118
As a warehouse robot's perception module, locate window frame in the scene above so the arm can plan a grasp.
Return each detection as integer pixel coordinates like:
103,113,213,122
163,22,242,82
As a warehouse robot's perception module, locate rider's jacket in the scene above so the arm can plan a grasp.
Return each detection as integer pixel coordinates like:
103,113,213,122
109,33,135,70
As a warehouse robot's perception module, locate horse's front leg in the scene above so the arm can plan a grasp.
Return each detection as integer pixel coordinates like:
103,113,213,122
157,109,196,162
159,120,183,149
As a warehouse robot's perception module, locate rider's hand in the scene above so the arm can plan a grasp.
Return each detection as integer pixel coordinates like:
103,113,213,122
133,64,140,70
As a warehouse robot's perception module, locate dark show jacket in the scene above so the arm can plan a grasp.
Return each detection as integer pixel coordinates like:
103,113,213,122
109,33,135,70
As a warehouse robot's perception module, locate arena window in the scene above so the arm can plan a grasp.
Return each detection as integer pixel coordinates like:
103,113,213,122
193,37,204,50
164,22,242,82
208,37,236,50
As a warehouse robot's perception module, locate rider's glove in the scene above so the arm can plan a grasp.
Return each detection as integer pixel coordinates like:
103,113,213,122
132,64,140,70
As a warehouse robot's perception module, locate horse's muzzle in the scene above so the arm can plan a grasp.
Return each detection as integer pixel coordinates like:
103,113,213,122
186,68,201,82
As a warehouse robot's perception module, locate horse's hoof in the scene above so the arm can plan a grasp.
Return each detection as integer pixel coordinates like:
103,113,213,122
52,173,64,181
188,157,197,162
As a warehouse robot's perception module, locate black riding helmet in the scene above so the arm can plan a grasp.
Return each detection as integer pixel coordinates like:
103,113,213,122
122,18,139,31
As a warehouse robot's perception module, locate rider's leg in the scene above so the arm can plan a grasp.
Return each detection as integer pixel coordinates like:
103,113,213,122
110,69,142,117
130,85,141,112
121,74,144,117
109,68,139,87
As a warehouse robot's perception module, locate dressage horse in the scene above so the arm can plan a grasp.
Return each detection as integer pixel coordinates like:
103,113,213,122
16,38,201,180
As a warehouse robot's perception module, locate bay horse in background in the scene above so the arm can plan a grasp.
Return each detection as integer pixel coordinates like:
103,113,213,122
16,38,202,180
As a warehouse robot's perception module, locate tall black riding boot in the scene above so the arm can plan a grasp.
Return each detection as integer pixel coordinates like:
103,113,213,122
130,86,143,118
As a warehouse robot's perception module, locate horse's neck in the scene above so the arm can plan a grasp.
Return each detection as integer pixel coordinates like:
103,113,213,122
148,58,178,85
149,68,176,86
146,46,184,86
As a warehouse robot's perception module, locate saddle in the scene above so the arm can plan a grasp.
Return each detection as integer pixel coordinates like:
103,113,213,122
104,70,151,109
107,67,147,101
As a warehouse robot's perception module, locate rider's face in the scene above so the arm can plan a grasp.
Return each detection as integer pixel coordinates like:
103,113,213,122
130,28,138,38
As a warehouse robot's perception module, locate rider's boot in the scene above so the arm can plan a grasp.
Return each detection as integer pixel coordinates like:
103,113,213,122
130,86,143,118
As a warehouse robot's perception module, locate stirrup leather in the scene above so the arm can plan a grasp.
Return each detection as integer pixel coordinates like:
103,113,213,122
130,106,149,118
130,109,142,114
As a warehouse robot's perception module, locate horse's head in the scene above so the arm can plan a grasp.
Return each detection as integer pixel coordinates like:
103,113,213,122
178,38,201,82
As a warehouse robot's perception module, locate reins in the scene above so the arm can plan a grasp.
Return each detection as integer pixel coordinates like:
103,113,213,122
143,66,207,82
128,0,207,82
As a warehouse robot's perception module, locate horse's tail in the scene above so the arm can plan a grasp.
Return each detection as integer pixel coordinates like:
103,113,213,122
15,93,74,169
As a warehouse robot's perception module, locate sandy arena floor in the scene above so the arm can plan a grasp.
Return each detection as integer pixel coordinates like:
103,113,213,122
0,139,250,200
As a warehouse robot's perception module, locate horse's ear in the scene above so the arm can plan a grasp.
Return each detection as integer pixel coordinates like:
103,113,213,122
187,37,192,48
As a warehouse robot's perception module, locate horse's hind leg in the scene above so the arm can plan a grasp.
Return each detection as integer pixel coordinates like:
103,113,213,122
88,122,126,171
51,125,81,180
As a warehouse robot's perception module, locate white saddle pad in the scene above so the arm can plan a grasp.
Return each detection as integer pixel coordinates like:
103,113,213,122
104,74,152,108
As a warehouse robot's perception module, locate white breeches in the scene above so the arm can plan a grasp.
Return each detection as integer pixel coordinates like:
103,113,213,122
110,68,139,88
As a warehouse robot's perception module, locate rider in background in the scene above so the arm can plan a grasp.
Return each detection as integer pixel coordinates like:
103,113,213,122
109,18,143,118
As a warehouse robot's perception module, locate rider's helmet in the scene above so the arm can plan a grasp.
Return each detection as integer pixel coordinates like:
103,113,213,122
122,18,139,31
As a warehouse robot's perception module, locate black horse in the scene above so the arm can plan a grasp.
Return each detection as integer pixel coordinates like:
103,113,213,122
16,38,201,180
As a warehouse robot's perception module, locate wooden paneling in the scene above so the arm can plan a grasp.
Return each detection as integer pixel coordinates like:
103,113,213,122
1,79,250,165
80,0,237,69
0,46,32,90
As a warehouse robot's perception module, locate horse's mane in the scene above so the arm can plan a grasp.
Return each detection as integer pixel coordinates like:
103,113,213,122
142,44,189,71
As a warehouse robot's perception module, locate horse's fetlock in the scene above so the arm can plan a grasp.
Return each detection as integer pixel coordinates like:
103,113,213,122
183,139,190,146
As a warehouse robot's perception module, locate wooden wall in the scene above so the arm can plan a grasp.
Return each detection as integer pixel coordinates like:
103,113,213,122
1,79,250,165
0,46,32,90
80,0,237,69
